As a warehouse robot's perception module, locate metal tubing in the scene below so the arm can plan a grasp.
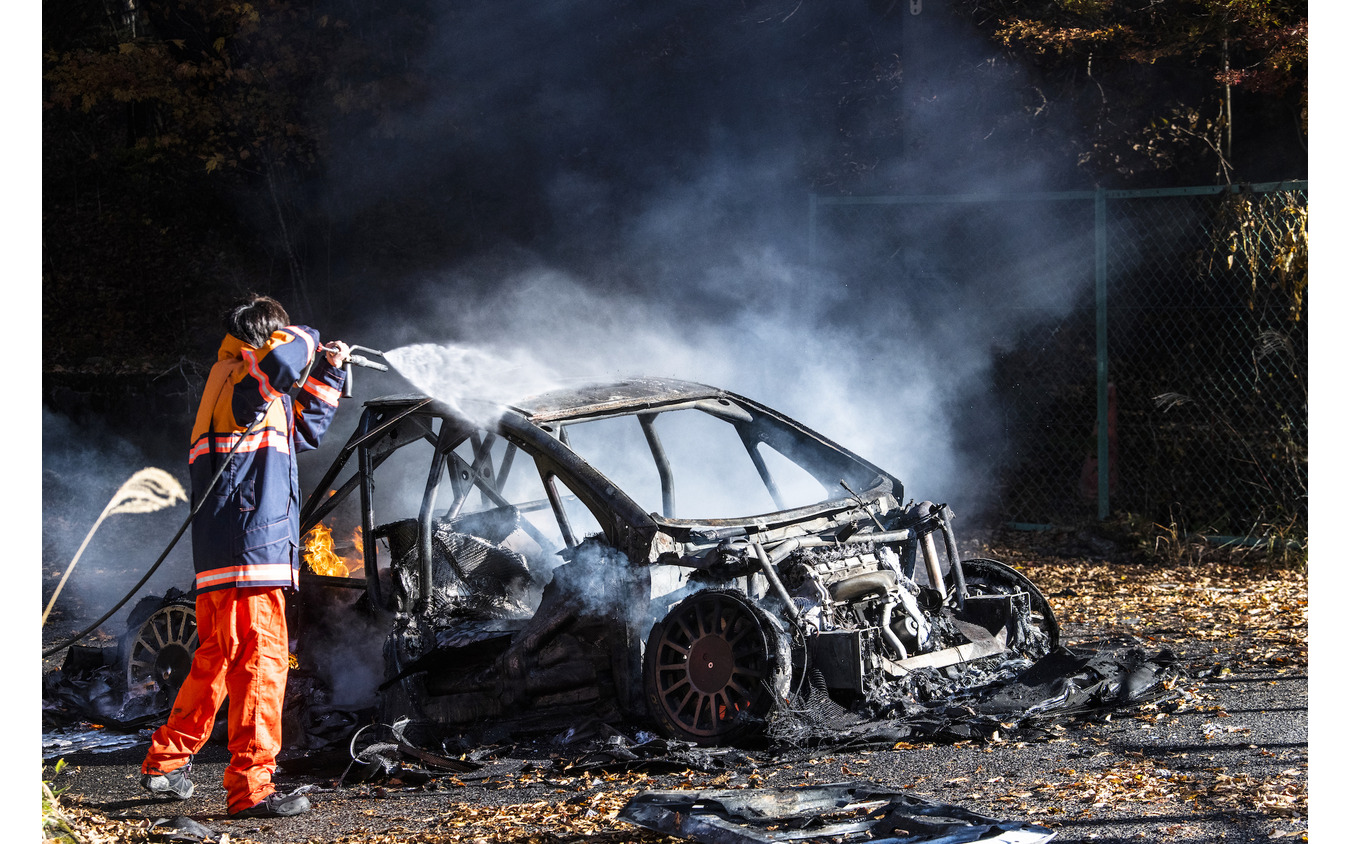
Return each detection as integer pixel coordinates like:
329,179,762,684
767,536,801,565
743,433,786,511
921,530,945,600
497,442,517,490
879,600,909,661
444,432,499,523
416,430,454,615
782,529,914,550
639,414,676,518
939,513,966,608
359,444,382,609
544,475,578,548
752,541,800,624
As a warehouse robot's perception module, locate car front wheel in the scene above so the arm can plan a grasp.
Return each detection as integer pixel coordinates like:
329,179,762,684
643,589,790,746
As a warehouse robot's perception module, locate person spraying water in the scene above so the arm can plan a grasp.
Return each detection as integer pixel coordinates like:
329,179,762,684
138,294,353,819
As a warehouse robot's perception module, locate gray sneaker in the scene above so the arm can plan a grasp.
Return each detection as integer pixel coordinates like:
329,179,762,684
230,789,312,818
140,767,195,800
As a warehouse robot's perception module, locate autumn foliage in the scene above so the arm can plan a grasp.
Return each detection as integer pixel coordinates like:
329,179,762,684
954,0,1307,182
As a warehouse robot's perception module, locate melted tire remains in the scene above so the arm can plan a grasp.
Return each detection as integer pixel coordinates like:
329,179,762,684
954,557,1061,657
643,589,790,745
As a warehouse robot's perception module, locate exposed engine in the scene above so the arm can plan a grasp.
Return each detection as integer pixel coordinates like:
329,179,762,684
780,542,951,664
642,499,1059,743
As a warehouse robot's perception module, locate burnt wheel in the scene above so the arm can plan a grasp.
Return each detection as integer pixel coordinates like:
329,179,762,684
643,589,790,746
951,557,1060,656
122,602,199,695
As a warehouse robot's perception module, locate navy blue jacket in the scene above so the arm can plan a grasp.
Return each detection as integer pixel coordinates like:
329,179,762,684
188,327,345,593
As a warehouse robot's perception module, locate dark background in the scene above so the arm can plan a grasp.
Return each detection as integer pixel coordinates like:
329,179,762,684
38,0,1310,629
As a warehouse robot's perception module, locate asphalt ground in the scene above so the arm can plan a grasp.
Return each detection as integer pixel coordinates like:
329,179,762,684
40,553,1310,844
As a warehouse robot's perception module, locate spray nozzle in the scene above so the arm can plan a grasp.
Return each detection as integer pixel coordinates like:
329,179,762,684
347,353,389,371
327,344,390,398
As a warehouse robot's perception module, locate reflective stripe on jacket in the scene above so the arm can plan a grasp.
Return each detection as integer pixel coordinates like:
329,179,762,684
188,327,345,594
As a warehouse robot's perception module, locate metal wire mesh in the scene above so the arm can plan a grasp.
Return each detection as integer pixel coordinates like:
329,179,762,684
810,184,1307,539
1108,189,1308,538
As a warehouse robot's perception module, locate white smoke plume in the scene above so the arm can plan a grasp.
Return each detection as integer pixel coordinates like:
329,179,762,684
362,252,962,506
316,7,1095,522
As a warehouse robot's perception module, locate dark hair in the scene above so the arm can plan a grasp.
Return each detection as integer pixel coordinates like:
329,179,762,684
224,295,289,347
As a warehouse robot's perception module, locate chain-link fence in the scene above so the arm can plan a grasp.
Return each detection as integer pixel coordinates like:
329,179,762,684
809,183,1308,541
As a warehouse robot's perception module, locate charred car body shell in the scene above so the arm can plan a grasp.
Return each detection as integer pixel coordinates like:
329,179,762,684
296,378,1059,746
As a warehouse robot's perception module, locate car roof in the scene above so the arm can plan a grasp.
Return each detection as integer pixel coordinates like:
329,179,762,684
512,377,727,422
363,377,730,425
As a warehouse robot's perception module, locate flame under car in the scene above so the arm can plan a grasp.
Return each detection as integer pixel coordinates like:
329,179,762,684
295,378,1059,746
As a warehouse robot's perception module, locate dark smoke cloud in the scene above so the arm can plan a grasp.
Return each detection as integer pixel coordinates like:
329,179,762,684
186,2,1099,536
318,1,1068,241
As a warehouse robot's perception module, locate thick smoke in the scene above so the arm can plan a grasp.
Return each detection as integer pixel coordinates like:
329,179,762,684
315,3,1091,520
361,248,1008,516
39,4,1089,618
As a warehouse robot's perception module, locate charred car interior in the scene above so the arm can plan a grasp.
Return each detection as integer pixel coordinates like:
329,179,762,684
289,377,1061,747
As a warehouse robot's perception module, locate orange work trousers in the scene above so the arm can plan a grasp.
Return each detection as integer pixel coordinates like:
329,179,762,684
142,586,289,813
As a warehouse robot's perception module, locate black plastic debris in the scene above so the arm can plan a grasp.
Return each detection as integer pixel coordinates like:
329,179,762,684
972,644,1178,720
562,734,755,776
149,816,220,843
618,782,1056,843
42,643,171,730
339,718,482,785
767,642,1180,751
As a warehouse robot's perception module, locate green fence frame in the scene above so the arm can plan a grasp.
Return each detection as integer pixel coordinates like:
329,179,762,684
809,181,1308,537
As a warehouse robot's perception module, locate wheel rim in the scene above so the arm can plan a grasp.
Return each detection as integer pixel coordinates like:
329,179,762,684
125,604,198,693
646,590,785,742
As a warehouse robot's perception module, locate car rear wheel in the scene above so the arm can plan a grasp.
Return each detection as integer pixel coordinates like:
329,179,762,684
121,601,198,696
643,589,790,746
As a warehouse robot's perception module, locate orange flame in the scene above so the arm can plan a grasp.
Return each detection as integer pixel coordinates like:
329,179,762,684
302,523,353,577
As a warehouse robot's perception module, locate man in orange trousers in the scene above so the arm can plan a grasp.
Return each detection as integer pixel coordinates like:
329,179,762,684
140,295,348,818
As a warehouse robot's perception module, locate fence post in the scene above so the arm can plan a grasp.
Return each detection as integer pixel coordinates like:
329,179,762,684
1095,189,1110,520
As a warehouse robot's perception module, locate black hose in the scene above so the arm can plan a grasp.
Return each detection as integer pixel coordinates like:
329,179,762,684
41,406,272,659
43,352,320,659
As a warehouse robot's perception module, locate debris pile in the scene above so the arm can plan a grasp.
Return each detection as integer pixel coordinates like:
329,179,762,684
618,782,1057,843
766,641,1181,751
337,718,482,785
42,644,172,732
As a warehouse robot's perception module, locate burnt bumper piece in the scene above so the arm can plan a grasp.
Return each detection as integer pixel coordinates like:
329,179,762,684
618,781,1056,843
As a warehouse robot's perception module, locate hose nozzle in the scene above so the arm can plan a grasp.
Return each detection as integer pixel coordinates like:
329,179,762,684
327,344,390,397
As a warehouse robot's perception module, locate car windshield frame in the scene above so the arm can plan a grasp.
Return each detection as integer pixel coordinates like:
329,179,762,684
517,385,901,530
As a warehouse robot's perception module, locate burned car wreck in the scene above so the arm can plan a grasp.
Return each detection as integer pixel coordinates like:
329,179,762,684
287,377,1061,747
